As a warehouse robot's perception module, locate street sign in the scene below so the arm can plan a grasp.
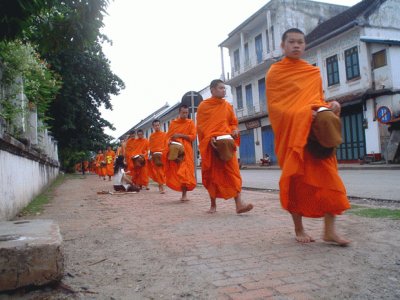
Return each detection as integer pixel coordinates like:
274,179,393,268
376,106,392,124
181,91,203,110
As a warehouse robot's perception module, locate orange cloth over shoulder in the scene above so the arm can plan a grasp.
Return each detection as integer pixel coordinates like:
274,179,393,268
165,118,196,192
266,57,350,217
148,131,167,185
105,150,116,176
197,98,241,199
95,153,106,177
129,138,149,186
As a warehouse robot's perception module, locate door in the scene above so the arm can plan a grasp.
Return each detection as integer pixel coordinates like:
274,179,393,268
336,106,365,161
239,129,256,164
261,126,276,163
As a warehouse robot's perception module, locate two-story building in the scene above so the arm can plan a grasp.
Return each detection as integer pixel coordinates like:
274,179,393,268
304,0,400,162
218,0,348,164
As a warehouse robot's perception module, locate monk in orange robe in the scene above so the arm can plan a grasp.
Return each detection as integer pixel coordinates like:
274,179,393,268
197,79,254,214
165,105,196,201
266,28,350,245
129,129,150,189
148,119,167,194
95,149,106,180
105,146,116,181
124,131,136,176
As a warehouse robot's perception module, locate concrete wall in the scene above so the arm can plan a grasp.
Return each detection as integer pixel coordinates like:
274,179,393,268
0,134,59,221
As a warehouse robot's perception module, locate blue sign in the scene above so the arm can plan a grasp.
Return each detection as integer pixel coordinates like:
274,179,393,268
376,106,392,123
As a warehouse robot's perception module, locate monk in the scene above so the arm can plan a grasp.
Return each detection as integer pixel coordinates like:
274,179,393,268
95,149,106,180
129,129,150,189
105,145,116,181
197,79,254,214
124,131,136,175
266,28,350,245
165,104,196,201
148,119,167,194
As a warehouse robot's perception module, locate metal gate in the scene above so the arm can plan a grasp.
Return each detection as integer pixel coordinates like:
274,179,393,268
239,129,256,164
336,108,366,161
261,126,276,163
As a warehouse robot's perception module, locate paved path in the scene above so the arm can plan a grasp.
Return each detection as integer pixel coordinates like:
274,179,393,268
9,174,400,299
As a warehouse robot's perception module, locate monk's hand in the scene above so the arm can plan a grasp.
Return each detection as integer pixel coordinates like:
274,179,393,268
312,110,317,120
231,129,239,139
329,101,341,117
210,137,217,149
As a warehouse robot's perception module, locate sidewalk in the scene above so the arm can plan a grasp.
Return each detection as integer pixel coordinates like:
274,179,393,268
239,162,400,171
7,174,400,299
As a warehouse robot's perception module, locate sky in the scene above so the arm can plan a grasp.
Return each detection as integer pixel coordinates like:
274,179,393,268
101,0,362,139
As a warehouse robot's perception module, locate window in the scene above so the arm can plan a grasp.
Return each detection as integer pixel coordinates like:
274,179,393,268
236,86,243,109
258,78,267,112
244,43,249,67
245,84,253,113
234,49,240,72
345,46,360,80
266,29,270,53
255,34,263,63
326,55,339,86
372,49,387,69
163,123,166,132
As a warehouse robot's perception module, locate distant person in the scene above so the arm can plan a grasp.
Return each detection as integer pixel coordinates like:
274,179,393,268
129,129,150,190
148,119,167,194
105,146,116,181
165,104,196,201
197,79,253,214
266,28,350,246
95,149,106,180
113,155,140,192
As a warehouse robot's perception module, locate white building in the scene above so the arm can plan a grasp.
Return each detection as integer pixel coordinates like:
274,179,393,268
304,0,400,162
218,0,348,164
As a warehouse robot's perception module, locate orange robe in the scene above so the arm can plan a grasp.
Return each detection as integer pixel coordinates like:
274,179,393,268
165,118,196,192
95,153,106,177
266,57,350,217
148,131,167,185
129,138,149,186
105,150,116,176
125,137,136,173
197,98,241,199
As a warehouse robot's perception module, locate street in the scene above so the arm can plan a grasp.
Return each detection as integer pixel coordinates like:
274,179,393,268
197,168,400,201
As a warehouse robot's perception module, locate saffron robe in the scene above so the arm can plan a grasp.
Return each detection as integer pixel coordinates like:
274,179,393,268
128,138,149,186
95,153,106,177
197,98,242,199
105,150,116,176
124,137,136,173
266,57,350,217
148,131,167,185
165,118,196,192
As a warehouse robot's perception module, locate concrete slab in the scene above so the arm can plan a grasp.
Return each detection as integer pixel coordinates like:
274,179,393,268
0,219,64,292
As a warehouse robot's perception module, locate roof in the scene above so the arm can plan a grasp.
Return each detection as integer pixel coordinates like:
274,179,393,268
306,0,386,48
360,36,400,46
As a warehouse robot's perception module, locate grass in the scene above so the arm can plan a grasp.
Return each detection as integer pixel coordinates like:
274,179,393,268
19,174,67,216
348,205,400,219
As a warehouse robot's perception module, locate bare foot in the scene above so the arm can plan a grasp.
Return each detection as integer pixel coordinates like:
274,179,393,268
295,230,315,243
323,233,350,246
236,203,253,214
159,190,165,194
207,206,216,214
180,197,189,202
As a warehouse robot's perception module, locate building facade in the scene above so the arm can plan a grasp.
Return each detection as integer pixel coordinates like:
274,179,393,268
218,0,348,164
304,0,400,162
219,0,400,164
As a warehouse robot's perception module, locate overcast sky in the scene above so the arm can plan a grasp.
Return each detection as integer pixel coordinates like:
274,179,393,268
101,0,362,139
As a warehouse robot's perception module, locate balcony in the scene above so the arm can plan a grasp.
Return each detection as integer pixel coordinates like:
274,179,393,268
235,104,268,122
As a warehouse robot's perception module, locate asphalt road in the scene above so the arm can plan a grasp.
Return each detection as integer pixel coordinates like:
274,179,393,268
197,168,400,201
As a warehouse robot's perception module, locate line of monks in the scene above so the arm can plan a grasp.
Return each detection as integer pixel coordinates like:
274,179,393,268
88,59,350,246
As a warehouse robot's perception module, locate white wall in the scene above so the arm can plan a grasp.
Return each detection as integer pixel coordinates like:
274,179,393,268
364,100,381,154
0,150,59,221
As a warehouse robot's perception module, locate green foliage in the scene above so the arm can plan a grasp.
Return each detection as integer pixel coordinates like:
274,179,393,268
1,0,125,170
19,173,66,216
349,205,400,219
0,40,61,123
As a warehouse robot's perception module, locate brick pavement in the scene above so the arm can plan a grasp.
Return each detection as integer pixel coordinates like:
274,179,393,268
11,174,400,299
